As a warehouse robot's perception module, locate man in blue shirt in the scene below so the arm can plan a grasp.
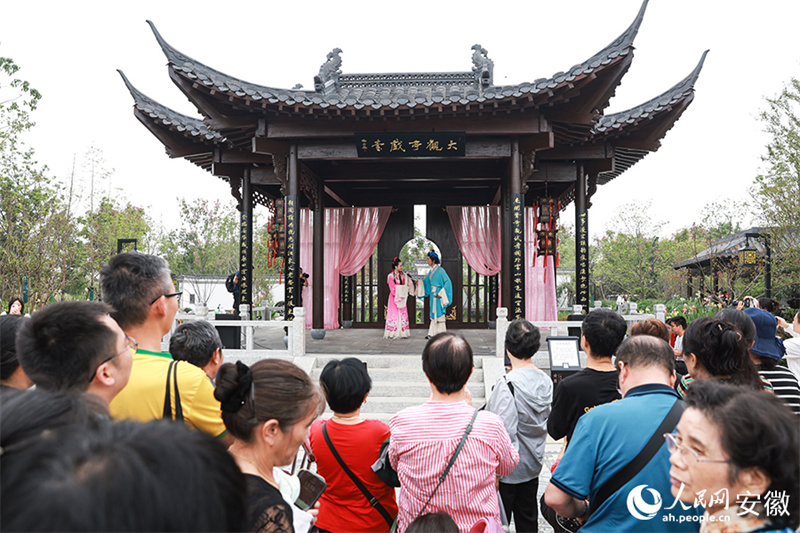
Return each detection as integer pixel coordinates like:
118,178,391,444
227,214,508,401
544,335,701,532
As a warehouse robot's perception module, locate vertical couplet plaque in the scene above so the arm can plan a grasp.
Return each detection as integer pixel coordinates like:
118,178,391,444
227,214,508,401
238,176,253,316
576,210,590,312
284,195,300,321
341,275,352,305
510,194,525,319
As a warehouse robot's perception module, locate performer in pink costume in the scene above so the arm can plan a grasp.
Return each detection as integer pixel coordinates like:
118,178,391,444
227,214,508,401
384,257,413,339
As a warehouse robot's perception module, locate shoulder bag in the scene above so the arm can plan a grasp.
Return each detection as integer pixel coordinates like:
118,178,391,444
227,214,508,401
162,360,184,422
542,399,685,533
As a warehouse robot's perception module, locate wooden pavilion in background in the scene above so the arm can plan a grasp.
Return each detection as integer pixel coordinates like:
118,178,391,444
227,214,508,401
120,0,706,335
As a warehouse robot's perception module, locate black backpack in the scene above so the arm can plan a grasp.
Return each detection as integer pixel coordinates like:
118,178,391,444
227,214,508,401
225,273,236,293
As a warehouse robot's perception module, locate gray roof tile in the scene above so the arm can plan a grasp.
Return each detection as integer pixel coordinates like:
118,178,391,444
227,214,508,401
144,2,646,114
118,70,224,144
593,50,708,135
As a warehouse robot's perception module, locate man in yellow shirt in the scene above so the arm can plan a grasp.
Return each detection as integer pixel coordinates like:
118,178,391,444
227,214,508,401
101,252,231,444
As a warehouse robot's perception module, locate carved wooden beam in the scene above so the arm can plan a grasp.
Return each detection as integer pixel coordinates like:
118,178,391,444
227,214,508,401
214,148,274,165
528,161,578,182
228,176,243,211
271,153,288,195
299,167,319,206
587,173,598,209
522,150,536,182
518,132,554,153
538,142,613,160
252,137,290,156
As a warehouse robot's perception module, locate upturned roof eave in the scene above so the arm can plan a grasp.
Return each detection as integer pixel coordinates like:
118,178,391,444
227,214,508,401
593,50,708,136
145,1,648,117
118,69,225,144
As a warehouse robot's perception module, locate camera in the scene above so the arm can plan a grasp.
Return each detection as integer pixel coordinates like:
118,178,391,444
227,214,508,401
302,273,309,279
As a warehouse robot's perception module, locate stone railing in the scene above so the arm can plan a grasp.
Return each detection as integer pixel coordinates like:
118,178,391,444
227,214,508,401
166,306,306,357
495,303,666,359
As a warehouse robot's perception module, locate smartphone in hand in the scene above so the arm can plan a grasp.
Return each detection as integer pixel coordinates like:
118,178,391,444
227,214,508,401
294,470,326,511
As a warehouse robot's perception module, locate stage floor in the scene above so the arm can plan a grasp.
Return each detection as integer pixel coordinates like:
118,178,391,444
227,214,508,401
252,325,498,355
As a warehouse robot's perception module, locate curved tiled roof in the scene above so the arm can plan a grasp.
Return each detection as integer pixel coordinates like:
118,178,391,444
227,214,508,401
146,0,647,114
118,69,224,143
583,50,708,186
593,50,708,135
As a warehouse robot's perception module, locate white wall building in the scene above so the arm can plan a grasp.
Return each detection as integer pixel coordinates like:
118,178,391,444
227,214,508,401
177,275,285,314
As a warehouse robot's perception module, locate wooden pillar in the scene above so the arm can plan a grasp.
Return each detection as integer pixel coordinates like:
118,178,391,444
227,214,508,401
238,170,253,318
284,145,301,321
508,138,525,320
686,269,693,299
488,274,498,325
575,164,590,313
311,176,325,338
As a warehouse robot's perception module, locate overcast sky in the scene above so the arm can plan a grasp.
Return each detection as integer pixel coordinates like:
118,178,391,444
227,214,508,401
2,0,798,241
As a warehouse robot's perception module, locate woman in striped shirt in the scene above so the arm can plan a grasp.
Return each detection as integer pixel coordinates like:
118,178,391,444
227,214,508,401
388,333,519,532
741,307,800,415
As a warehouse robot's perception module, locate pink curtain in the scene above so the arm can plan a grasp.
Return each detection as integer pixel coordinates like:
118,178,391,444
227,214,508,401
446,206,501,276
300,209,314,328
300,207,391,329
339,208,391,276
525,207,557,321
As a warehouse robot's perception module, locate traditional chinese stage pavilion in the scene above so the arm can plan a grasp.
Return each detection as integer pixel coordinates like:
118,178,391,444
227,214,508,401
120,0,706,336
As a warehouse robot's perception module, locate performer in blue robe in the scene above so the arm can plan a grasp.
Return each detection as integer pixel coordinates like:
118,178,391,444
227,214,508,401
421,251,453,339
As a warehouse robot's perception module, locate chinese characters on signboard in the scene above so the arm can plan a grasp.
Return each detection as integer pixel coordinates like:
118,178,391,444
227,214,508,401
341,276,352,304
511,194,525,319
284,196,298,321
239,209,250,307
355,132,466,157
576,210,589,311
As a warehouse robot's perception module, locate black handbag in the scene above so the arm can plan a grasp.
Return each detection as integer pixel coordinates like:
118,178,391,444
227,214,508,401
371,437,400,487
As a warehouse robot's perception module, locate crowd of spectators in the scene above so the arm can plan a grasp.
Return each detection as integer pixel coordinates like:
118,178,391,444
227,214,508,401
1,254,798,533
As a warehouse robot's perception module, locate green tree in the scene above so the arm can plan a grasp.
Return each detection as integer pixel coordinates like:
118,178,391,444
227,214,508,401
161,198,239,306
556,222,576,303
399,225,437,275
591,201,668,299
0,57,80,308
80,196,151,297
753,76,800,301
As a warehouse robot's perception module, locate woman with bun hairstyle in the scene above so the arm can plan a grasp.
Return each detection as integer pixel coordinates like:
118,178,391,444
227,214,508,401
215,359,323,533
676,316,770,396
385,257,413,339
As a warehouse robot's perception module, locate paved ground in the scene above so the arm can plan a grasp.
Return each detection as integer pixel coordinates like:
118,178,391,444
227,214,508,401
252,325,499,355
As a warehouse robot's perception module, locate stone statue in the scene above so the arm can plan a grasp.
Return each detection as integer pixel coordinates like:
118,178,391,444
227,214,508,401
314,48,343,92
471,44,493,88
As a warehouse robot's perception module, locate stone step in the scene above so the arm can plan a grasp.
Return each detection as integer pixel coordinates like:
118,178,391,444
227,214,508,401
311,354,487,369
310,367,485,383
357,396,485,413
311,355,496,428
368,380,485,398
